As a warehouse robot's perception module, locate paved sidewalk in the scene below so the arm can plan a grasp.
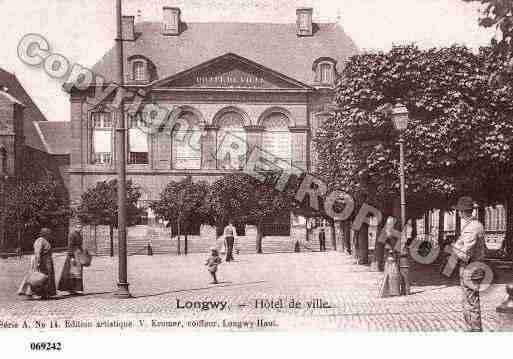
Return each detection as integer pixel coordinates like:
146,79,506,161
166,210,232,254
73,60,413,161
0,251,510,331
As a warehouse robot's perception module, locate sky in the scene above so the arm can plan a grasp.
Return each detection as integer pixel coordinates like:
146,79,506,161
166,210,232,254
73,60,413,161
0,0,496,122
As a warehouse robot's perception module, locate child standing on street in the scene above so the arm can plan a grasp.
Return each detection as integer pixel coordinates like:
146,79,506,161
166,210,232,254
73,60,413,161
205,248,222,284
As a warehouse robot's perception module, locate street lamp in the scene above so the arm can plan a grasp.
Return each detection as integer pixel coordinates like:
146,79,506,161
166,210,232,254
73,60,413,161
0,146,7,259
391,103,410,295
114,0,130,299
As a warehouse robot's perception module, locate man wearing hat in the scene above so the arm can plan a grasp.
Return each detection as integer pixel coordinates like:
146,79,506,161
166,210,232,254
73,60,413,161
453,196,486,331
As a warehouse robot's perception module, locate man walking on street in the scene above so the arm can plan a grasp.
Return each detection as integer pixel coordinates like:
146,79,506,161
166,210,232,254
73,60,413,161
452,196,486,332
224,221,236,262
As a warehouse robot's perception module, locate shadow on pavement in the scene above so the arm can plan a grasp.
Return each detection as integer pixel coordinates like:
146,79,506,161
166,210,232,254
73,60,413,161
133,280,267,299
408,260,513,290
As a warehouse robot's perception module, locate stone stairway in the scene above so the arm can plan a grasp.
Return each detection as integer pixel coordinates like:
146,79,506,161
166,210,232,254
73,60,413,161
88,235,335,256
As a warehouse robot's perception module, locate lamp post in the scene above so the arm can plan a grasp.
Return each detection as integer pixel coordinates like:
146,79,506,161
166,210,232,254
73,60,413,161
0,146,7,259
391,103,410,295
114,0,130,299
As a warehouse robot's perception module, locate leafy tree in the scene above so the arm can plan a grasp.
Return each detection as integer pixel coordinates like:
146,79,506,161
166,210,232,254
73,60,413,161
150,176,210,255
315,44,513,261
207,173,292,253
462,0,513,257
5,178,71,250
75,179,142,257
463,0,513,51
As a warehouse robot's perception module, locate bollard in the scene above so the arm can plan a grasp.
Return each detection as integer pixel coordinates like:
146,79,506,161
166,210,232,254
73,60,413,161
496,284,513,331
147,243,153,256
399,254,410,295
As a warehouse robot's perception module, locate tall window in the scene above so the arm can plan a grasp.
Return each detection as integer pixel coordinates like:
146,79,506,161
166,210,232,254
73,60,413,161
262,113,291,165
172,112,202,169
128,114,149,164
216,111,247,170
91,112,112,164
133,61,146,82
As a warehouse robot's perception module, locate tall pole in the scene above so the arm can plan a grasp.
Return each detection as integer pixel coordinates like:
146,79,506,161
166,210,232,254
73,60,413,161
398,134,410,295
0,147,6,259
114,0,130,298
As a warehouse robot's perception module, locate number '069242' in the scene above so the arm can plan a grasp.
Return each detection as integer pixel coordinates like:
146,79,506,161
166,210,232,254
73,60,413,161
30,342,62,351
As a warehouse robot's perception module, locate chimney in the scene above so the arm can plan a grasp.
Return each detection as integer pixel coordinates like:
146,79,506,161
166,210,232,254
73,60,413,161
121,15,135,41
296,8,313,36
163,7,181,35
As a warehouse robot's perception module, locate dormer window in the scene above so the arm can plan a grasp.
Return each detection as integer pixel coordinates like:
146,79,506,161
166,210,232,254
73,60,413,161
133,61,146,82
313,58,337,86
319,63,333,84
128,55,156,83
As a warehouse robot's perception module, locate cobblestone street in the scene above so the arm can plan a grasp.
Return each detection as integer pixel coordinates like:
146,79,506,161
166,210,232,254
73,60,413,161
0,251,511,331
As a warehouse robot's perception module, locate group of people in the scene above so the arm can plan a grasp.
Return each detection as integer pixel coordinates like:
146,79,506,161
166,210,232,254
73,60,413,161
205,222,237,285
18,227,90,300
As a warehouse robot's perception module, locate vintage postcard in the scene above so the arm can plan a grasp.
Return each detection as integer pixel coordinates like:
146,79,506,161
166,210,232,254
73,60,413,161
1,0,513,354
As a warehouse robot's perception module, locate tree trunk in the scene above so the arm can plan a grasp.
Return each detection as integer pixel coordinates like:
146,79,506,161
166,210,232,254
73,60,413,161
109,225,114,257
330,219,336,250
357,223,369,265
177,220,181,255
94,225,98,253
411,218,417,242
505,198,513,259
373,220,386,272
184,233,188,256
455,211,461,238
17,228,22,257
424,211,430,238
351,228,358,259
342,221,351,254
256,221,263,254
438,210,445,249
478,206,485,225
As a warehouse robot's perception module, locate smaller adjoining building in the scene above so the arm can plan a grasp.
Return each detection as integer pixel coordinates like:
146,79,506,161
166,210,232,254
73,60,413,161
0,68,71,251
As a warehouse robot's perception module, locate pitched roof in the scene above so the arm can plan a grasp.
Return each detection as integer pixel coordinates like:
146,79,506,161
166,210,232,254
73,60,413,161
0,68,48,152
92,21,358,85
33,121,71,155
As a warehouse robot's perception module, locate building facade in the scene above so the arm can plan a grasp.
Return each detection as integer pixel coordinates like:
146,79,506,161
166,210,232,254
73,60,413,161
67,7,358,243
0,68,71,250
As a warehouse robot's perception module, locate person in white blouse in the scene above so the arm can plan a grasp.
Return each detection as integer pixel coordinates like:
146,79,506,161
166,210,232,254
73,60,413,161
223,222,237,262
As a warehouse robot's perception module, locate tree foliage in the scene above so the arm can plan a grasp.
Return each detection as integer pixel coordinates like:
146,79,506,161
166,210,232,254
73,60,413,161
4,178,71,249
315,44,513,219
6,178,71,232
150,175,210,237
75,179,142,228
207,173,292,225
463,0,513,51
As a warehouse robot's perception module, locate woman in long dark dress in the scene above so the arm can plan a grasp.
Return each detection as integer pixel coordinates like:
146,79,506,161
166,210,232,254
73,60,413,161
58,229,85,294
33,228,57,299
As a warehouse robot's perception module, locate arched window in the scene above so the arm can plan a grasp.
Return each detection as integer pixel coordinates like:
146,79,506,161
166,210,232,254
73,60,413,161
172,111,202,169
133,61,146,82
262,113,291,164
216,111,247,170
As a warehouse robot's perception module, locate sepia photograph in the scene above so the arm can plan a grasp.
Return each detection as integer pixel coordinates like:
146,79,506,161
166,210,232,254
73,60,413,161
1,0,513,355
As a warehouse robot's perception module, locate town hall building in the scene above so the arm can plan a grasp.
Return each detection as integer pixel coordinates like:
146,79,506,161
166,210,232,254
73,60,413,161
67,6,358,248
